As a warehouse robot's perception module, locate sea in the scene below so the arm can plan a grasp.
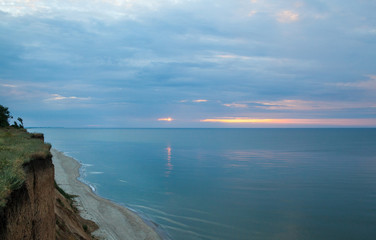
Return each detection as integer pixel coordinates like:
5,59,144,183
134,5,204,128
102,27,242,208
30,128,376,240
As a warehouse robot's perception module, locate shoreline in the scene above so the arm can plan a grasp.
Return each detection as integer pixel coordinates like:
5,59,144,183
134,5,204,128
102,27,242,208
51,148,164,240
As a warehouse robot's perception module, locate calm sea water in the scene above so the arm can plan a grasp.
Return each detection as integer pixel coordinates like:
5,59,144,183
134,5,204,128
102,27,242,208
30,128,376,240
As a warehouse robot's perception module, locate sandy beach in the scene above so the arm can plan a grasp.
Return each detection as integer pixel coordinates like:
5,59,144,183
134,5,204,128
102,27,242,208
51,148,163,240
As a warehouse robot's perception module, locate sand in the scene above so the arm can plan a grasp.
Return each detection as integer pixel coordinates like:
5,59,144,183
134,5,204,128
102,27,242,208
51,148,163,240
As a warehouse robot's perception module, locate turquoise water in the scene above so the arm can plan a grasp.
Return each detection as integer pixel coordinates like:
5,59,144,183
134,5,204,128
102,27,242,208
31,128,376,240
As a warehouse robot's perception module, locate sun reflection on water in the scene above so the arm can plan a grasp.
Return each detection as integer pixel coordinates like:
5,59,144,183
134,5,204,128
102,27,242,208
165,145,173,177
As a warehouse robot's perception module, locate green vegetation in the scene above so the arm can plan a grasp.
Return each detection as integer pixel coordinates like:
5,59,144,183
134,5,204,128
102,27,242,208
0,128,51,207
83,224,88,232
54,181,77,201
57,198,64,207
54,180,78,212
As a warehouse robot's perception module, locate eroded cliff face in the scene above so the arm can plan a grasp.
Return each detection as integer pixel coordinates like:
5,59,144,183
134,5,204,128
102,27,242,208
0,130,98,240
0,155,55,240
55,188,99,240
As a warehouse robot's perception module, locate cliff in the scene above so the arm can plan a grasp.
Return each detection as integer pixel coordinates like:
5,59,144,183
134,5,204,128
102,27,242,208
0,129,98,240
0,145,55,239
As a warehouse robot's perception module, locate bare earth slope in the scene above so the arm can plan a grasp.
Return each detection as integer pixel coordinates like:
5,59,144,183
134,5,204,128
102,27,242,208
55,187,99,240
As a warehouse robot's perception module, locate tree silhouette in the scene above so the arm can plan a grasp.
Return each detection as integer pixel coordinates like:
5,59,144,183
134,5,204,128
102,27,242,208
13,121,19,128
0,105,11,127
0,105,24,128
17,117,24,128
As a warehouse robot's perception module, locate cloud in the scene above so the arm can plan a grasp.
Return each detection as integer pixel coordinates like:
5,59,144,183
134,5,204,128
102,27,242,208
255,99,324,110
1,83,17,88
248,10,257,17
355,27,376,35
1,0,376,127
0,81,47,101
200,118,376,126
0,0,136,19
45,94,91,102
0,80,98,103
210,53,310,69
214,54,251,61
179,99,209,103
0,0,191,22
223,103,248,108
336,75,376,89
276,10,299,23
253,99,376,111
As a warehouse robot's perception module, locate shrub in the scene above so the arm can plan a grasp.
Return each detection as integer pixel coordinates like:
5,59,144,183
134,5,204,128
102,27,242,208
0,104,25,128
0,105,11,127
54,181,77,201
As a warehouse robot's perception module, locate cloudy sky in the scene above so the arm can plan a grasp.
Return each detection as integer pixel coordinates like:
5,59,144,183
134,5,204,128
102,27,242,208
0,0,375,127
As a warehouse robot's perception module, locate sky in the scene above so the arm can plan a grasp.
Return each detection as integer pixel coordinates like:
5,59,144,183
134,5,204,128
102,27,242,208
0,0,376,127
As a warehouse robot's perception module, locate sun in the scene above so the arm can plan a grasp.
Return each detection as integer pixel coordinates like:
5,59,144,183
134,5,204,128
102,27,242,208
158,117,174,122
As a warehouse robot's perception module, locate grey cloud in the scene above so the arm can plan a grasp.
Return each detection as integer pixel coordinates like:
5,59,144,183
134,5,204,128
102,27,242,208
1,0,376,127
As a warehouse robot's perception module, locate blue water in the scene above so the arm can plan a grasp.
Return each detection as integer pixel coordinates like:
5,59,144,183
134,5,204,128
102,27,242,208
30,128,376,240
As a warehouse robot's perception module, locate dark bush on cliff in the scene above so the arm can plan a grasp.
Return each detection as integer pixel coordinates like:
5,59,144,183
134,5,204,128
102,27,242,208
0,105,11,127
0,105,24,129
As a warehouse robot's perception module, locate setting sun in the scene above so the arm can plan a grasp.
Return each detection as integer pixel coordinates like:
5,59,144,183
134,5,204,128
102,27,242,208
158,117,174,122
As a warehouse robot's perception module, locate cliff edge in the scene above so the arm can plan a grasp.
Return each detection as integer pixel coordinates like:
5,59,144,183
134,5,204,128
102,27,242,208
0,128,98,240
0,130,55,239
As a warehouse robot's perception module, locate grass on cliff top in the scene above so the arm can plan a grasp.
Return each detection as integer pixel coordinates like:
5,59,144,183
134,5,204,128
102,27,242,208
0,128,51,208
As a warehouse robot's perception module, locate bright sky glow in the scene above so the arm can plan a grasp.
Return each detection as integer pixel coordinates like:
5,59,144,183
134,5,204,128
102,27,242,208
200,118,376,126
192,100,208,103
158,118,174,122
0,0,375,127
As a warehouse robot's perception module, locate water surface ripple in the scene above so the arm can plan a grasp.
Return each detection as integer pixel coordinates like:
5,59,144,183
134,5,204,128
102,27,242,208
31,128,376,240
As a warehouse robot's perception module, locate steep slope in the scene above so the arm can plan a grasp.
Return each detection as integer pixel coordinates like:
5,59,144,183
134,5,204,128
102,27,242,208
55,187,99,240
0,143,55,239
0,128,98,240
